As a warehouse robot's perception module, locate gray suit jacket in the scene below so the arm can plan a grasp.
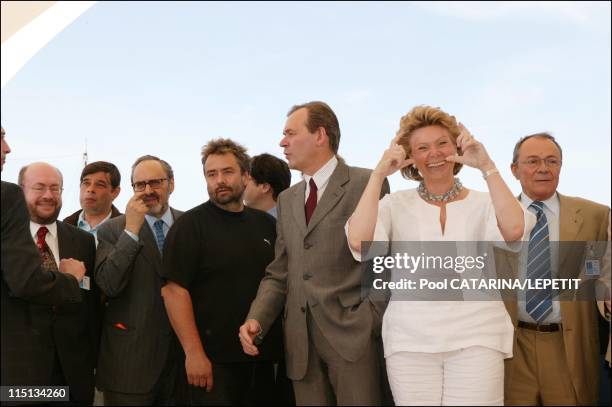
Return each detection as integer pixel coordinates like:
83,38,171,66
247,160,390,380
94,208,182,394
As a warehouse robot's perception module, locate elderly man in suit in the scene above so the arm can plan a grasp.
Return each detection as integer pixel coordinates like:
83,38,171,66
239,101,390,405
1,127,86,392
499,132,610,405
95,155,182,405
19,162,98,404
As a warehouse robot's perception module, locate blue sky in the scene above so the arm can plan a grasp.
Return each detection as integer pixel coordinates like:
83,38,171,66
2,1,610,216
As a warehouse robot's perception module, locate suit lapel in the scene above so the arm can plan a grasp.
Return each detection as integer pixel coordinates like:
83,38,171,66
306,162,348,235
558,194,583,271
291,181,308,236
56,221,72,259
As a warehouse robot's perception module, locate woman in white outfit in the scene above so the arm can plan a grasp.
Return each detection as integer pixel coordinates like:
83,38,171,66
346,105,535,406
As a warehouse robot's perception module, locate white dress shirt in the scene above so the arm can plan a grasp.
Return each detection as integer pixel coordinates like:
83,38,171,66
30,221,60,267
303,156,338,203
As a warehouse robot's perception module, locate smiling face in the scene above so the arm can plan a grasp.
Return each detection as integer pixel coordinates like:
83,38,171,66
22,163,63,224
408,125,458,184
204,153,248,208
511,136,562,201
131,160,174,217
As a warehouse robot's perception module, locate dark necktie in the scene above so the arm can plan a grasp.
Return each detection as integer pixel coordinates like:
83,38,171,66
36,226,59,273
305,178,318,225
526,201,553,323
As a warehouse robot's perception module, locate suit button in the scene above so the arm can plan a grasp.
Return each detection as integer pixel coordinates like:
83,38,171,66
303,274,311,280
300,306,306,313
304,243,312,249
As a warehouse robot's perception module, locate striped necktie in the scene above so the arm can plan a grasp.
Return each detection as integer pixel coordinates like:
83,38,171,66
153,219,165,254
526,201,553,323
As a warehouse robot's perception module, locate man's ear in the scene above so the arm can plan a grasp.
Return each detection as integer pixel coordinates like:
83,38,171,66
168,178,175,194
510,163,519,179
315,126,329,148
261,183,272,195
111,186,121,200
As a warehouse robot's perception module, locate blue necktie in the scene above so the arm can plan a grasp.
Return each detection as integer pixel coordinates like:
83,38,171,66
526,201,553,323
153,220,165,254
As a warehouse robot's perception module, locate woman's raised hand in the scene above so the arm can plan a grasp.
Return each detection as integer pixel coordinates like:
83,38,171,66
373,134,415,177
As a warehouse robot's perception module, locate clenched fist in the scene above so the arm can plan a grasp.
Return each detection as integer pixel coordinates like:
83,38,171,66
238,319,262,356
125,192,149,235
59,258,86,282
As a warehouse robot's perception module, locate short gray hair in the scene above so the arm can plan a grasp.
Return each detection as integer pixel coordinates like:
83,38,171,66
512,132,563,164
131,155,174,183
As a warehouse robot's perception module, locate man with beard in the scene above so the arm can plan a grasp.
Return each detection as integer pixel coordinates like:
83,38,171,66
1,127,85,394
94,155,182,405
64,161,122,245
162,139,283,405
18,162,98,404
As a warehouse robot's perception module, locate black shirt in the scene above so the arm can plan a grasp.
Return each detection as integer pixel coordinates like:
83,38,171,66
162,200,283,363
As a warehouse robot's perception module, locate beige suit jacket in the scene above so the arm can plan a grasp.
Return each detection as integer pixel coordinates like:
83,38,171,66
496,193,609,404
247,160,389,380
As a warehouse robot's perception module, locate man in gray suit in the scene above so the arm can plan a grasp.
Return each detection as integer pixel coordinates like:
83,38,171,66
95,155,182,405
239,101,390,405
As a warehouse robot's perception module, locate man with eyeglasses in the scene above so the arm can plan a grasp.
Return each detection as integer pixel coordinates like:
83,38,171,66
64,161,122,245
95,155,182,405
1,128,86,394
499,133,610,405
18,161,99,404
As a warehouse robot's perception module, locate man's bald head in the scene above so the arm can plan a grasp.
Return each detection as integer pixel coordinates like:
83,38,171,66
19,162,64,225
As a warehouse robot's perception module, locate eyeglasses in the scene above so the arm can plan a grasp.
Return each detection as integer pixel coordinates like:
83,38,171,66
521,157,562,169
25,184,63,194
132,178,167,192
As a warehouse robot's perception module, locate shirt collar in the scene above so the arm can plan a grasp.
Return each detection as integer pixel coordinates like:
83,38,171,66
267,206,278,219
30,220,58,239
145,207,173,229
78,209,113,230
303,156,338,190
520,192,560,216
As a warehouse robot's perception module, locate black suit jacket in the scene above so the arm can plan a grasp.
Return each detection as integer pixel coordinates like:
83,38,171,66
31,222,99,403
1,181,82,387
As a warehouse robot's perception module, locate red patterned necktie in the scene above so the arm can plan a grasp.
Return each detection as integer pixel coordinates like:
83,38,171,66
305,178,318,225
36,226,49,255
36,226,59,273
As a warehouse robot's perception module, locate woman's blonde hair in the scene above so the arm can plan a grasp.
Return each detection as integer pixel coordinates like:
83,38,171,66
396,105,463,181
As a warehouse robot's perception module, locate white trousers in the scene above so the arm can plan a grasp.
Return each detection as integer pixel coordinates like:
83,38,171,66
385,346,504,406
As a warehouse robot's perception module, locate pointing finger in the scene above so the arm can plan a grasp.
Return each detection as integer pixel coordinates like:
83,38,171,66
446,154,466,164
